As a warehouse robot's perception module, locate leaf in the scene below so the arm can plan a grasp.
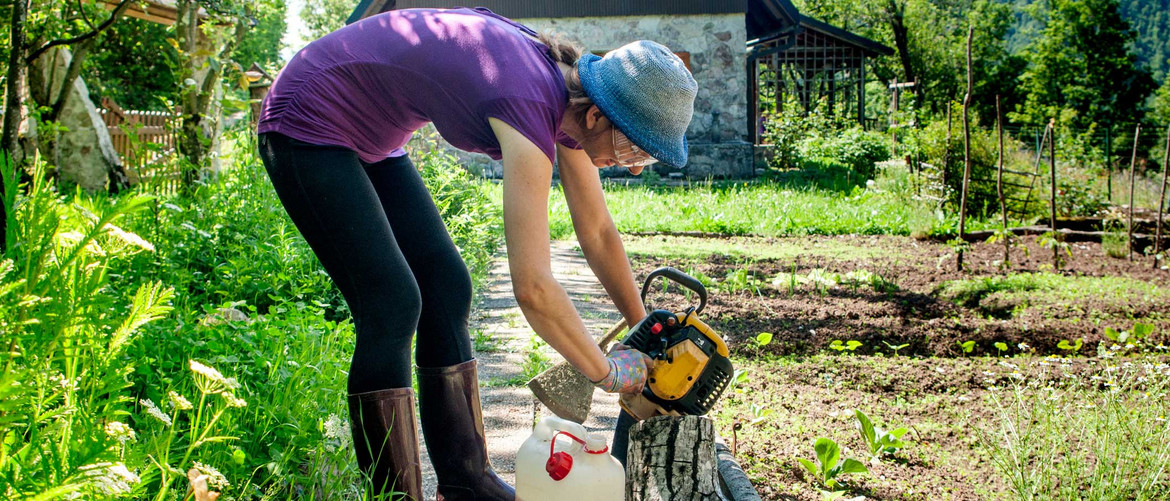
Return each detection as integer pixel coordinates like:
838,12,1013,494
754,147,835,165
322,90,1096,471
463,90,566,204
959,340,976,353
797,458,819,478
846,340,863,351
888,427,910,439
1105,327,1120,341
994,342,1008,352
756,332,774,346
840,458,869,475
829,340,845,351
855,409,876,450
814,438,840,473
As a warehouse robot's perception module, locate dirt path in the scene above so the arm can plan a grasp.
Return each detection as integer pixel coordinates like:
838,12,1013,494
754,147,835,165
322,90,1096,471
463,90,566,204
419,240,624,494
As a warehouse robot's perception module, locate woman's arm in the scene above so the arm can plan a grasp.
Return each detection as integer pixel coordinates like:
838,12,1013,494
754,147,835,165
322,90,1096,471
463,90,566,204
556,145,647,327
489,118,610,382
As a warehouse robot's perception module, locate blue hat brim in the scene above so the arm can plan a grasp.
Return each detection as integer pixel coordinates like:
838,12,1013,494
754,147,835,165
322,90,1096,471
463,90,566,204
577,53,689,168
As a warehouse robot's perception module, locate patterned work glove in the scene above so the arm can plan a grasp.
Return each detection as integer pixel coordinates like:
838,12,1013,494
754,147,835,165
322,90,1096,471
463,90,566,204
592,345,653,394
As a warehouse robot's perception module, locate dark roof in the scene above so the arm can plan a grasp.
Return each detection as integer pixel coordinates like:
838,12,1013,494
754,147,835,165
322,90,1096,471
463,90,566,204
798,16,894,56
747,0,893,57
349,0,746,23
746,0,799,41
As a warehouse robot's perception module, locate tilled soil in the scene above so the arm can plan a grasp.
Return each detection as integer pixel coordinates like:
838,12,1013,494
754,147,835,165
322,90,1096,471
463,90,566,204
631,234,1169,358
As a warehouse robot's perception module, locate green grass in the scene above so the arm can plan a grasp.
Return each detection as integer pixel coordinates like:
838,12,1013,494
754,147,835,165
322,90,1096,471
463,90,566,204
486,164,1004,240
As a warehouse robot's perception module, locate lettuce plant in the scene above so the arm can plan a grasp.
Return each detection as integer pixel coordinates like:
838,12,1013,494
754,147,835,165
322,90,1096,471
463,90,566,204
796,437,868,494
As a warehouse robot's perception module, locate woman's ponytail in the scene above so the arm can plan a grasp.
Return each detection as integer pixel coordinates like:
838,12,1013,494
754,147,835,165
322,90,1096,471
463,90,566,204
537,31,594,119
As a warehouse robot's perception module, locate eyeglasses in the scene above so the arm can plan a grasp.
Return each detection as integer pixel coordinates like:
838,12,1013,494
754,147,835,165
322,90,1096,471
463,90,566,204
612,127,659,168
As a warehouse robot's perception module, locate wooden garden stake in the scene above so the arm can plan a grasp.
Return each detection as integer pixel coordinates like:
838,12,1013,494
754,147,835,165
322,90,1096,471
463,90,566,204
1049,119,1059,269
943,104,952,191
1021,123,1051,217
957,26,974,272
996,95,1009,267
1128,124,1141,261
1156,126,1169,269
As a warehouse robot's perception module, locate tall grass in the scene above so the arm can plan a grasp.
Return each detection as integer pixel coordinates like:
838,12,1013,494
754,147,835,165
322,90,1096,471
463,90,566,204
0,129,503,499
981,357,1170,499
538,165,999,239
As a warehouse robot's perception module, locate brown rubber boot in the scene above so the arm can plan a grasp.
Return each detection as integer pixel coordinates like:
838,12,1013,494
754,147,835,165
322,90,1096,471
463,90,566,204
417,359,515,501
348,387,424,500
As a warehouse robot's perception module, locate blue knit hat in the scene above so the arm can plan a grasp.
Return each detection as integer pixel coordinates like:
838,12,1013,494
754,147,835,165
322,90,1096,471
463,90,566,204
577,41,698,168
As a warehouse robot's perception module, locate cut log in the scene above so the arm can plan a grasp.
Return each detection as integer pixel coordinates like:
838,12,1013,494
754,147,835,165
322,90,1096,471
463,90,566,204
627,415,723,501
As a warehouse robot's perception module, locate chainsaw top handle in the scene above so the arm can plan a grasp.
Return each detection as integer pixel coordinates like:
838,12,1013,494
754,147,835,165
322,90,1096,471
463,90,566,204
640,267,707,314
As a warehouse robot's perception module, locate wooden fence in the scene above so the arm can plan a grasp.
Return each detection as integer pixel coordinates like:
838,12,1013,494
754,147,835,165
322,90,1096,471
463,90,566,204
99,97,180,193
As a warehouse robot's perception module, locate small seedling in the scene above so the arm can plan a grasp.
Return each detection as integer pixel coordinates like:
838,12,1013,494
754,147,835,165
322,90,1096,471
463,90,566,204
754,332,774,357
882,341,910,357
855,409,909,461
796,437,868,494
958,340,976,354
829,340,863,354
994,342,1009,356
748,402,773,425
730,368,751,394
471,329,500,353
1057,338,1083,352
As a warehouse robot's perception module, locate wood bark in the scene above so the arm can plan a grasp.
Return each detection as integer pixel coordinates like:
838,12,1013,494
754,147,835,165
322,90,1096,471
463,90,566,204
1,0,29,255
627,415,722,501
957,26,973,271
1128,125,1141,261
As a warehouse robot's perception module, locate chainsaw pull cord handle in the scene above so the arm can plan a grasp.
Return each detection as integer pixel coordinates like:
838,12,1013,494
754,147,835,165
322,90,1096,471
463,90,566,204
640,267,707,313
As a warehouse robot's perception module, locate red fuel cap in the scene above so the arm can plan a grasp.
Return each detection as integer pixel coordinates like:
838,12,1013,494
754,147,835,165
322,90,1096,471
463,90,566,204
650,323,663,334
546,451,573,480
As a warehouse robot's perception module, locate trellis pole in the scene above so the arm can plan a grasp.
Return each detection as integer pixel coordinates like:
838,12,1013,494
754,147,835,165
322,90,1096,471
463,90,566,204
1128,124,1142,261
1156,126,1169,269
957,26,974,271
1050,119,1059,269
997,95,1009,267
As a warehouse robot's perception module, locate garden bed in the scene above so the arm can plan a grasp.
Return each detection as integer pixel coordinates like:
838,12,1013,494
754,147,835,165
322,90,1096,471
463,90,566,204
629,234,1169,358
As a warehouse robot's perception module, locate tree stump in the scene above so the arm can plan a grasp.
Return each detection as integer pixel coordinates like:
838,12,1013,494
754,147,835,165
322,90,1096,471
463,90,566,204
626,415,722,500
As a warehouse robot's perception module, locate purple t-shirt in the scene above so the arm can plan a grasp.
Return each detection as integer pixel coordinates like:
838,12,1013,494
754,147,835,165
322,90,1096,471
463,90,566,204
258,7,579,164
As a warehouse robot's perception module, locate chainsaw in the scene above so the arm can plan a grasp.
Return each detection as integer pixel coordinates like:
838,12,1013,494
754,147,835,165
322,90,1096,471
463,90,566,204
619,267,734,421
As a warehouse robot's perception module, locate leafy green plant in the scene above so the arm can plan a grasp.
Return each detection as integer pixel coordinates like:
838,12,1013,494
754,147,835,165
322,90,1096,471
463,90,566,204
800,269,840,296
855,409,910,461
1105,322,1156,346
958,340,977,354
796,437,868,494
1037,231,1071,268
721,267,762,296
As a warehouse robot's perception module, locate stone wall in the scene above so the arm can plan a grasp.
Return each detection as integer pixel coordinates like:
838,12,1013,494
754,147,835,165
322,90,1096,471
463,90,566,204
435,13,755,179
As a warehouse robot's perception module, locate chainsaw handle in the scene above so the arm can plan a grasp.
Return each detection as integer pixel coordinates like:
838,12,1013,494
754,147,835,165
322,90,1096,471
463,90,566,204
640,267,707,313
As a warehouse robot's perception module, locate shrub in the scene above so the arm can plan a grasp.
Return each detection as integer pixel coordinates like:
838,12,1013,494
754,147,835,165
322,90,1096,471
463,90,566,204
801,128,890,181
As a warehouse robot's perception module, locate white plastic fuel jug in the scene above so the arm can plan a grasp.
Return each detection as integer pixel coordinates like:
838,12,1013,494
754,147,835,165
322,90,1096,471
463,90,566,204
515,416,625,500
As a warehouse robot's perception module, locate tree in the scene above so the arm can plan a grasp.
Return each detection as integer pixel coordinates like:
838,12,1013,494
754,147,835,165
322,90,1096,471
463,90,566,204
1015,0,1155,130
301,0,352,40
1154,79,1170,124
233,0,287,70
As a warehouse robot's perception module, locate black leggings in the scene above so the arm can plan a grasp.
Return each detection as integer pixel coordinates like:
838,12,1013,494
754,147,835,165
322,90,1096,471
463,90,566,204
258,132,474,393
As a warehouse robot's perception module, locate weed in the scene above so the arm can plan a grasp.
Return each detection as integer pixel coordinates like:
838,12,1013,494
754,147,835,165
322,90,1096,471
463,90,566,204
1057,338,1084,352
520,335,552,381
994,342,1009,355
722,267,763,296
471,328,502,353
958,340,976,354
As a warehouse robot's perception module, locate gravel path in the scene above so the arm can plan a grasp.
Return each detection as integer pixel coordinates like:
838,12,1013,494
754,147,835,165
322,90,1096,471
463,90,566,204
419,240,623,495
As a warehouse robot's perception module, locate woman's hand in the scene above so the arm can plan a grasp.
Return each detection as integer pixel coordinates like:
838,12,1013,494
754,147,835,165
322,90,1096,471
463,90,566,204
592,344,653,394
